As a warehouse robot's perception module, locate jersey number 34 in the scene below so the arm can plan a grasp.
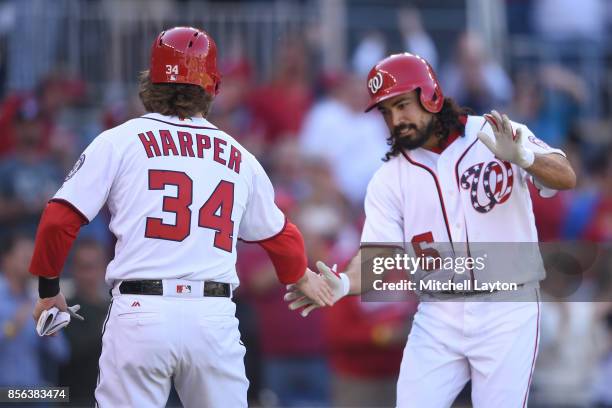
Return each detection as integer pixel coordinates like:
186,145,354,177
144,169,234,252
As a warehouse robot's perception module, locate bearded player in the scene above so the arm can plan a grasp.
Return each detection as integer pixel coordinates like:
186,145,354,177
286,53,576,407
28,27,333,407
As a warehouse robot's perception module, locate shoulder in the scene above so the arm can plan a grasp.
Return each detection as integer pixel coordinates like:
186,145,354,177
463,114,529,140
465,114,531,135
463,115,488,139
367,157,401,193
90,118,142,146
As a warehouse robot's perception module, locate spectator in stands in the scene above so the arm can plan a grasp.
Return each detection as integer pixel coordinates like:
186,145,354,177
555,141,612,242
256,223,333,406
209,58,267,158
530,291,608,406
248,35,313,143
532,0,605,116
533,0,605,43
300,72,387,206
440,32,513,113
100,95,145,133
0,74,83,165
237,222,331,406
352,31,386,77
0,235,68,386
58,238,110,406
508,66,587,148
397,7,438,70
0,102,63,240
591,306,612,407
326,297,416,407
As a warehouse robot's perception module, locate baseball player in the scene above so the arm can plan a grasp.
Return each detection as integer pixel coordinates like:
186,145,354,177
286,53,576,407
28,26,333,408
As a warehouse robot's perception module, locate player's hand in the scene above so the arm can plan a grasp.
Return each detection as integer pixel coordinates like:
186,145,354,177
293,268,334,308
32,292,85,323
285,261,350,317
33,292,67,322
478,110,535,169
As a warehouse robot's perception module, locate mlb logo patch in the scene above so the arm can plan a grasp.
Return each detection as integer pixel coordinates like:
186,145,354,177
176,285,192,294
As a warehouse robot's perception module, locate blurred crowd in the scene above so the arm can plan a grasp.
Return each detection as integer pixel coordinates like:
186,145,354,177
0,0,611,407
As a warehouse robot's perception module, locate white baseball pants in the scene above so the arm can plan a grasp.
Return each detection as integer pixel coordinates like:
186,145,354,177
95,292,248,408
397,294,540,408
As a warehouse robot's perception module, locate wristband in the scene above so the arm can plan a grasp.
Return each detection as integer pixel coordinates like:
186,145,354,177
38,277,60,298
339,273,351,296
518,148,535,169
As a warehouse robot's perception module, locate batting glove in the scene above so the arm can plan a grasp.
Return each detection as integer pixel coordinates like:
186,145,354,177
284,261,350,317
35,305,84,336
478,110,535,169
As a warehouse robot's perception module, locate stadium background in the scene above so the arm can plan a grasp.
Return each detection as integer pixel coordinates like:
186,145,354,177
0,0,610,406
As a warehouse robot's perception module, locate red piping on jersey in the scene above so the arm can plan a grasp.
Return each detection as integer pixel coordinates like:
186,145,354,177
400,151,454,251
239,216,288,243
454,139,479,188
425,132,459,154
142,116,219,130
454,138,479,284
49,198,90,224
465,228,475,286
359,243,405,251
426,115,467,154
523,291,540,408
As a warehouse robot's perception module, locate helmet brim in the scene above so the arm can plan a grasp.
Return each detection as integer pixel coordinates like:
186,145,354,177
364,86,419,113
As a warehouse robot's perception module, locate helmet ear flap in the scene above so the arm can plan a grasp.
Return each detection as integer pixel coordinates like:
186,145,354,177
419,87,443,113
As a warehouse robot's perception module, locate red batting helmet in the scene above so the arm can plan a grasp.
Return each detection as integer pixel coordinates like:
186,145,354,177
365,53,443,113
149,27,221,95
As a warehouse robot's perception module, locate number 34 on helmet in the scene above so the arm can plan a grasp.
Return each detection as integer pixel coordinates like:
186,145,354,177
149,26,222,96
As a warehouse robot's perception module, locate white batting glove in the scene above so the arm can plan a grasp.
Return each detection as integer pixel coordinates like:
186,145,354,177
35,305,84,336
477,110,535,169
284,261,350,317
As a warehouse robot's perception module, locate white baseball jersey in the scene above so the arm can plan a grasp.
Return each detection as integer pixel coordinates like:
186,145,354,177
359,114,558,407
55,113,284,287
361,115,565,287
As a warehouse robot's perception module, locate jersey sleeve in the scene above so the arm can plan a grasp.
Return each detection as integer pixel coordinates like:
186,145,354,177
513,122,566,157
360,168,404,246
53,135,120,222
512,122,566,197
238,156,286,241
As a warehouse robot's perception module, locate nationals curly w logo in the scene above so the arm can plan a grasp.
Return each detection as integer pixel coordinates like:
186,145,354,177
368,72,384,94
460,160,514,213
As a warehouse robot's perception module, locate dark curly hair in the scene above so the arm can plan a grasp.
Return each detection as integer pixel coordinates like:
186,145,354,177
382,95,473,162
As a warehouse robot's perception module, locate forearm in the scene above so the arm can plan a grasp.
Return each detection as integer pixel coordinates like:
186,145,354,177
343,252,363,295
30,201,84,278
524,153,576,190
345,247,400,295
257,221,307,284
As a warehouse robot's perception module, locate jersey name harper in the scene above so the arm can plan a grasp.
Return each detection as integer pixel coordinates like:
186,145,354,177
138,129,242,174
54,113,285,287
